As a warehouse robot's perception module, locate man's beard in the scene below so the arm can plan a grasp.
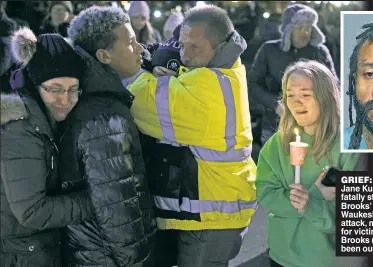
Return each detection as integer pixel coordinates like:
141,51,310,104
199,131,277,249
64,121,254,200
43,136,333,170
353,95,373,135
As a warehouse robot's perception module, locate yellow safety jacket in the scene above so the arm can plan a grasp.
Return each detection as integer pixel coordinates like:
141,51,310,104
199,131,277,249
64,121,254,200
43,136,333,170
127,60,257,230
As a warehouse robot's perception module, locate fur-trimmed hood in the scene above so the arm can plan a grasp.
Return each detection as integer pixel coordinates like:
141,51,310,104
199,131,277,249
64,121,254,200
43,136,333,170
279,4,325,52
1,93,29,125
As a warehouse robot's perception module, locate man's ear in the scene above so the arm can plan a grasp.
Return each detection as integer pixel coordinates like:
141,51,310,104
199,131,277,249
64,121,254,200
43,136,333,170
95,49,112,64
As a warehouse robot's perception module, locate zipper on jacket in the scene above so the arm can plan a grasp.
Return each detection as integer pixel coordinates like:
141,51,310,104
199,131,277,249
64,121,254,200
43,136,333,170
50,138,59,154
49,137,58,170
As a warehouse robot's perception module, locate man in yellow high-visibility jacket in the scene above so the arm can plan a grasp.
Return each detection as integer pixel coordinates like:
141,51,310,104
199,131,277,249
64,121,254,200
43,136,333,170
125,5,257,267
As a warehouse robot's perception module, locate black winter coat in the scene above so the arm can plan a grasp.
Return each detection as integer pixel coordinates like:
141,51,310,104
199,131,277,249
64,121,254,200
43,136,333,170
39,20,69,38
248,39,337,114
0,88,93,266
58,46,156,267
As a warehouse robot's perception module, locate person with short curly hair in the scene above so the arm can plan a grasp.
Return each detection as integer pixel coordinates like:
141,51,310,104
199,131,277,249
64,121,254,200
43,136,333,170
68,5,143,79
61,6,156,267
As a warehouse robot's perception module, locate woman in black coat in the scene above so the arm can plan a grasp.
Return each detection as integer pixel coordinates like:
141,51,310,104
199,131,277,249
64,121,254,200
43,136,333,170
0,27,93,266
39,1,74,37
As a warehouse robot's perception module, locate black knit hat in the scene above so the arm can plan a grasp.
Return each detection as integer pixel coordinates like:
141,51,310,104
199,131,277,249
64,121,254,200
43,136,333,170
11,27,85,86
152,24,182,73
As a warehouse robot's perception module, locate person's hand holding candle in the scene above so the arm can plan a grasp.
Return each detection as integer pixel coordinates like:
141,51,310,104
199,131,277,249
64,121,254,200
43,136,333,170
289,167,335,213
289,184,310,213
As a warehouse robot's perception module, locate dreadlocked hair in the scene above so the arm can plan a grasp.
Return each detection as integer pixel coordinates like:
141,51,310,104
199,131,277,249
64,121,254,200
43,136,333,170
347,23,373,149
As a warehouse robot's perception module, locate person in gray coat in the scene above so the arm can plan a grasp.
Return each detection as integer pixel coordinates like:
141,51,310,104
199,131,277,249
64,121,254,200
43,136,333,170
0,27,93,266
248,4,337,144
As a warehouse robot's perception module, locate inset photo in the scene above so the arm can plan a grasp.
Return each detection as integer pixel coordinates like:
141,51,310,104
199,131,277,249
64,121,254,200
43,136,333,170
341,11,373,152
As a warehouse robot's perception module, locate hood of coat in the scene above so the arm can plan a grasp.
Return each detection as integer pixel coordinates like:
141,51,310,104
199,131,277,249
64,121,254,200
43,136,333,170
1,92,53,138
74,45,135,108
1,93,29,125
207,30,247,69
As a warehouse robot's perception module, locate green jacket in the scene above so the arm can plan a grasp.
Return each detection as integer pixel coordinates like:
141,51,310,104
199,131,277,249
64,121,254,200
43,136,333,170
256,131,361,267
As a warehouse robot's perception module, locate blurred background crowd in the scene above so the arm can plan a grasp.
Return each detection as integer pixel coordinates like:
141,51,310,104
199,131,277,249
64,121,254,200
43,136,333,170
0,1,366,75
0,2,371,266
0,0,367,162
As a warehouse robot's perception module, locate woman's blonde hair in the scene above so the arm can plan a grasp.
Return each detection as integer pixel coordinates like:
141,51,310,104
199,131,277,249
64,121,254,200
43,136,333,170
279,60,340,163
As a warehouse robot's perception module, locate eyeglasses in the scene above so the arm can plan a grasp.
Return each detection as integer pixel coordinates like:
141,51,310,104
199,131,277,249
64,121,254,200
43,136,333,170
39,84,82,98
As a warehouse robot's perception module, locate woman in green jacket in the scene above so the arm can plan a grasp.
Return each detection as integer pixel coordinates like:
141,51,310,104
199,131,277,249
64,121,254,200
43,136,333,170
256,60,362,267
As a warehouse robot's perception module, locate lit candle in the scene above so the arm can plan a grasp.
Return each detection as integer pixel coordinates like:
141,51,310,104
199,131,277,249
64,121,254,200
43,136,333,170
295,128,301,143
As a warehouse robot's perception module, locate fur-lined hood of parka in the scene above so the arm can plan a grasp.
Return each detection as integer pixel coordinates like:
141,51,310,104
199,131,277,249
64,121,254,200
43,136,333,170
0,93,29,125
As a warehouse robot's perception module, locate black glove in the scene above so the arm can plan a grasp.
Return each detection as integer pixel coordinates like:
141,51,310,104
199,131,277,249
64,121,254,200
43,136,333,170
140,43,160,73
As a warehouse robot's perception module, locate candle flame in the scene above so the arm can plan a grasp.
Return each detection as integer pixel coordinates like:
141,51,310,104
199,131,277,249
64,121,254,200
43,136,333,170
294,128,299,136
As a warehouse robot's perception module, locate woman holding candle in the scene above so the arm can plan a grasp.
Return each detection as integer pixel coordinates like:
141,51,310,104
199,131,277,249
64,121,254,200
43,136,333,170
256,60,362,267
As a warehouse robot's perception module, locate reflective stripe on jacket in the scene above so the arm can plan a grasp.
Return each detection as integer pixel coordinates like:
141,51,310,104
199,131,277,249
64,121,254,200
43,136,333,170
127,60,257,230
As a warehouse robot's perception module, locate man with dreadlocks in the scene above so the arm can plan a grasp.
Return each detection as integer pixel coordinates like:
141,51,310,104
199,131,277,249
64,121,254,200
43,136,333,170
344,23,373,150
